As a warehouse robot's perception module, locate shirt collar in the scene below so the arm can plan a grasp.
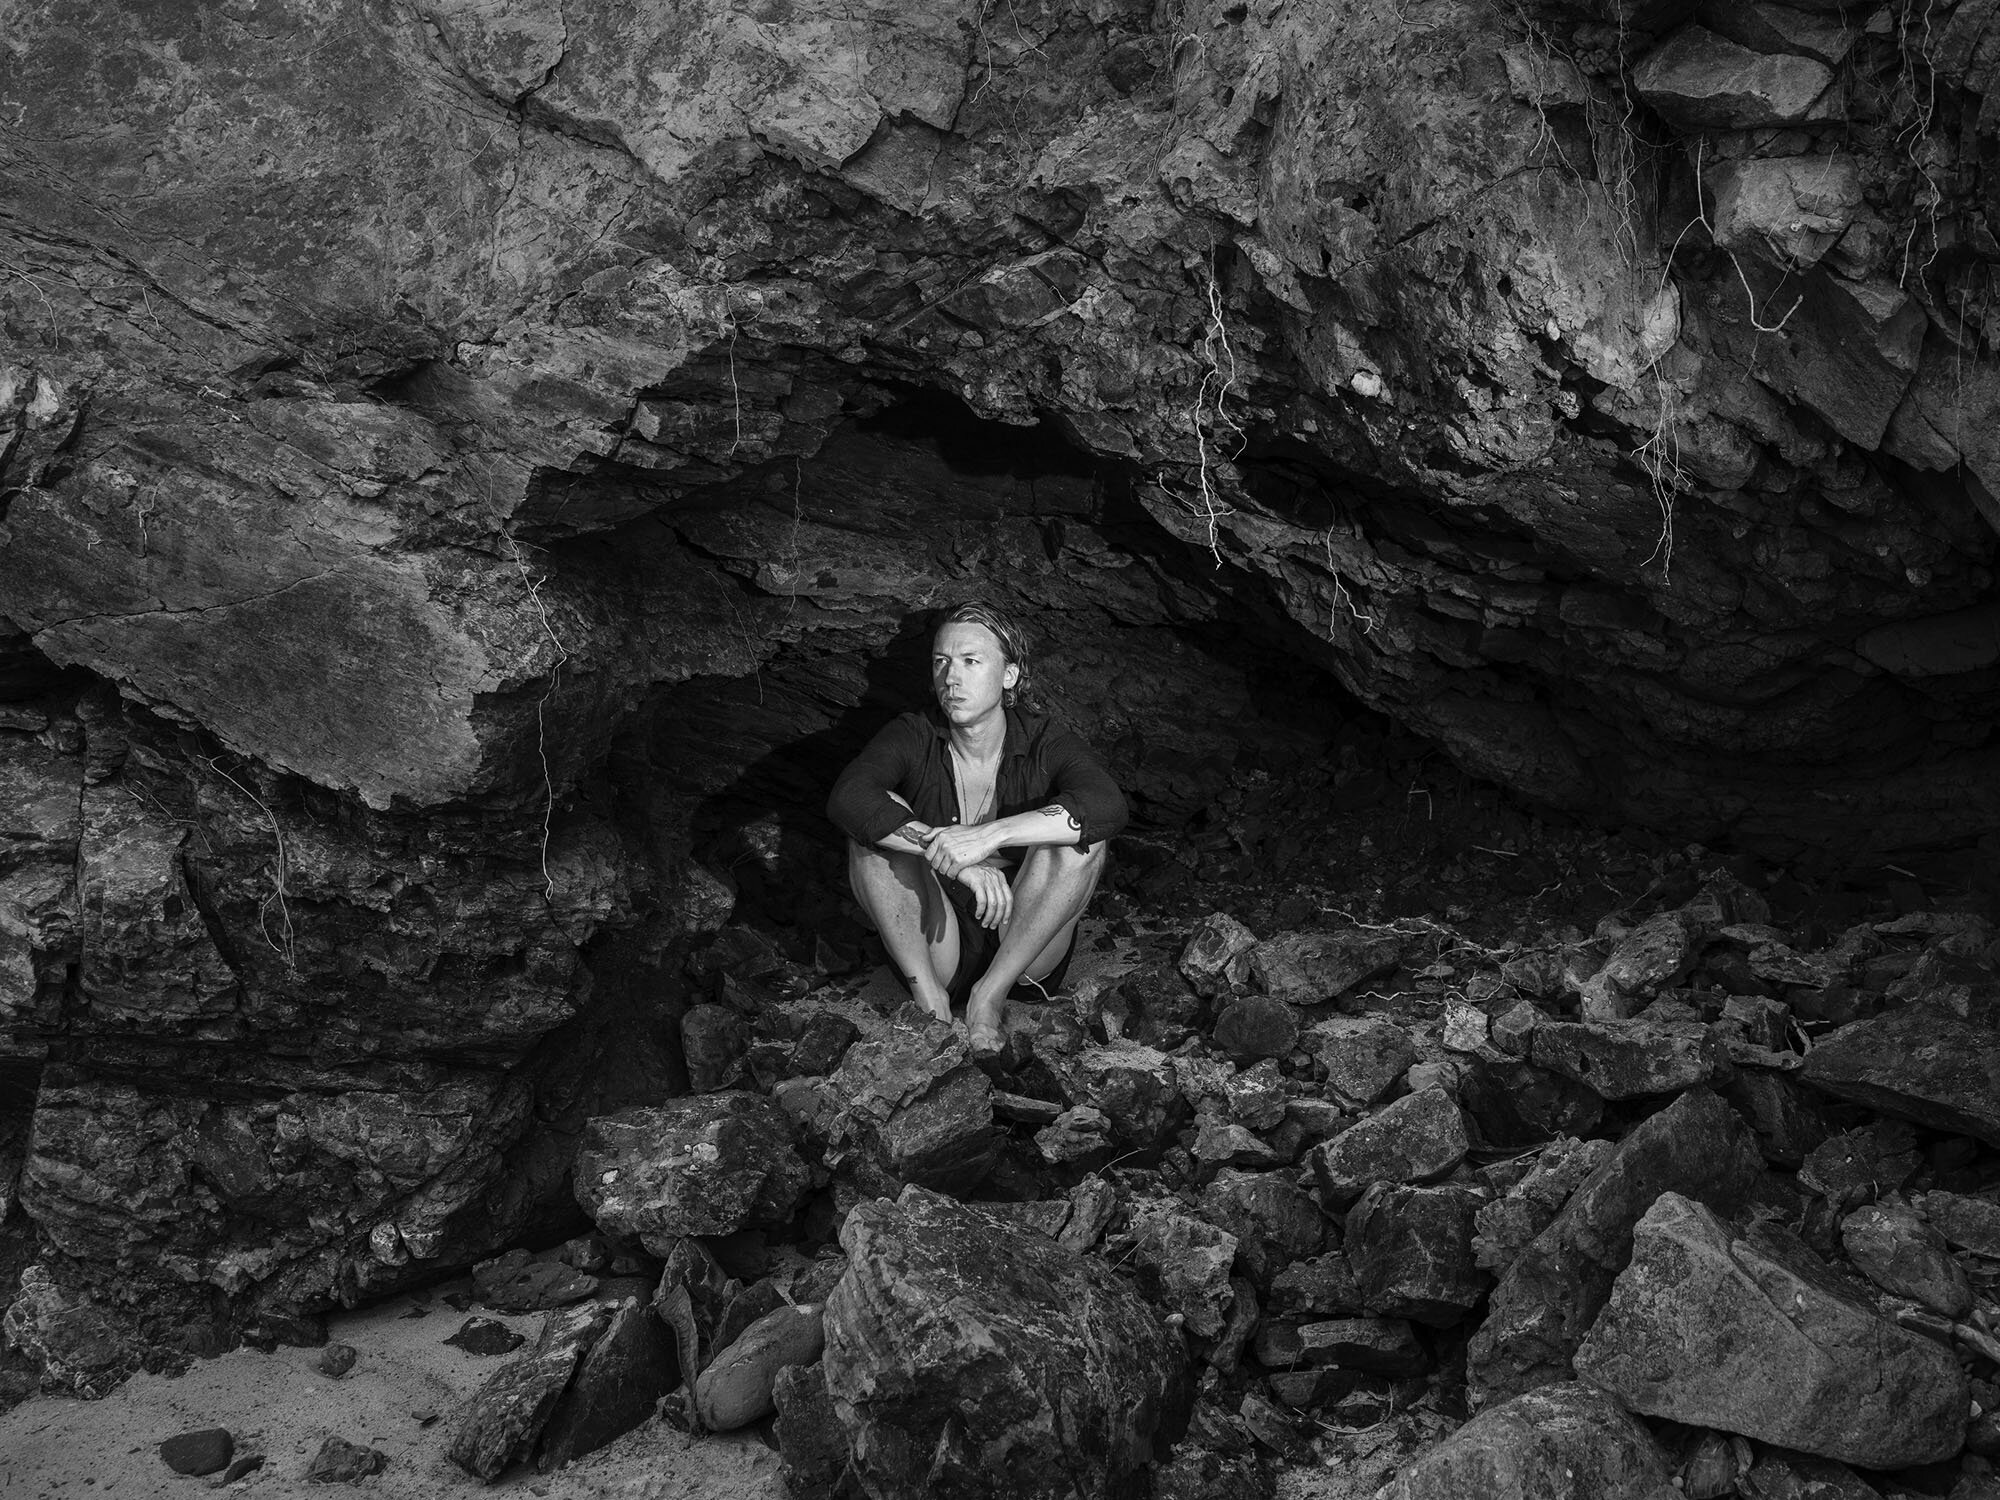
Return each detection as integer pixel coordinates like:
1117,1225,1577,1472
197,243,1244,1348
924,703,1034,758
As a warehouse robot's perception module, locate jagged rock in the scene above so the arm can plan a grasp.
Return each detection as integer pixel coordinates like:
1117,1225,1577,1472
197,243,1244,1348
813,1023,998,1195
447,1317,527,1356
1706,2,1857,64
1211,995,1301,1062
1190,1117,1287,1168
1572,911,1707,1021
1800,1008,2000,1147
1747,267,1928,450
1058,1175,1122,1254
1710,156,1863,269
1306,1085,1469,1207
1268,1254,1364,1318
446,1301,615,1481
472,1249,599,1313
1304,1017,1418,1109
1180,915,1258,997
1472,1136,1616,1274
536,1298,679,1468
773,1362,852,1500
1798,1120,1921,1210
1035,1105,1118,1168
1841,1202,1972,1319
680,1003,752,1092
1529,1019,1729,1099
824,1185,1190,1500
1379,1382,1678,1500
1250,928,1407,1006
1048,1040,1183,1148
1131,1204,1240,1339
1923,1190,2000,1256
1469,1088,1763,1405
1,1263,142,1398
1197,1168,1325,1288
159,1429,235,1476
1343,1183,1486,1328
1575,1192,1968,1468
695,1301,826,1431
1223,1059,1288,1130
1736,1450,1881,1500
574,1093,812,1252
1254,1316,1425,1376
1632,27,1837,128
306,1437,389,1483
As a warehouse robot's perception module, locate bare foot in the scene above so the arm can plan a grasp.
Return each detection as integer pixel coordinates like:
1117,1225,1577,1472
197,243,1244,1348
965,997,1006,1057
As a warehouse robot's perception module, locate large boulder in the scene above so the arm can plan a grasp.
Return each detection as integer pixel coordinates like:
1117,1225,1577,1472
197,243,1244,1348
1344,1183,1486,1328
1250,928,1408,1006
1306,1085,1468,1207
1574,1192,1969,1468
813,1022,999,1195
1468,1088,1764,1404
824,1186,1191,1500
1528,1019,1729,1100
1378,1381,1679,1500
574,1093,814,1253
1800,1007,2000,1147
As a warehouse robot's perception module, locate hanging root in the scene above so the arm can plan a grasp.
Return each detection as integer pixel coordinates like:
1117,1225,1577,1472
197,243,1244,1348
1634,367,1684,578
506,532,571,902
1179,258,1245,567
202,756,297,973
1323,525,1378,635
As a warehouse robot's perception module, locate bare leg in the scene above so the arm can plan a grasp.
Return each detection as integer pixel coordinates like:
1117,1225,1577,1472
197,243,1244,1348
964,841,1106,1053
848,840,961,1020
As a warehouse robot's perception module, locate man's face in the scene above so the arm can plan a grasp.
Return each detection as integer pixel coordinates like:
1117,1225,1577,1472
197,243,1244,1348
932,622,1018,725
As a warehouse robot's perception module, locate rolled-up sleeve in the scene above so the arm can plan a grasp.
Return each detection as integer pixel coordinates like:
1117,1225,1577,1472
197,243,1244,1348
1043,727,1128,849
827,716,927,846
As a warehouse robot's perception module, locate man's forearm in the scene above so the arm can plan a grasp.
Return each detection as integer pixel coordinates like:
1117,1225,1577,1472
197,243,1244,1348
876,819,934,856
981,804,1087,850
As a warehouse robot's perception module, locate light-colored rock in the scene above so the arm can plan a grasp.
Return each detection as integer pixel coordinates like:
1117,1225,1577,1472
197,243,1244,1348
1711,156,1863,269
694,1302,827,1431
1378,1381,1679,1500
1633,28,1837,129
1575,1193,1969,1467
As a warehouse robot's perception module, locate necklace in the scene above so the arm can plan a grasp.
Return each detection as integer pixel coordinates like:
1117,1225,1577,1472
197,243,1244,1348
949,743,998,826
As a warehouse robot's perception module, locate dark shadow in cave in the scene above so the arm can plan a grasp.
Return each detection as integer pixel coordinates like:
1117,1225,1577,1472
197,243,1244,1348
606,387,1378,970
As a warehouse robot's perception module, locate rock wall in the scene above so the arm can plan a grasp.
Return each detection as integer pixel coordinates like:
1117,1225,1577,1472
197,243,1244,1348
4,0,2000,1359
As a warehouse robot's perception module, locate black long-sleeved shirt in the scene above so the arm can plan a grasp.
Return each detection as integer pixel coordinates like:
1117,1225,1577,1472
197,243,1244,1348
827,706,1128,851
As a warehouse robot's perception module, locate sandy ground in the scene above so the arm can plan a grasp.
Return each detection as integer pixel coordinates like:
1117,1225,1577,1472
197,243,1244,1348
0,1284,787,1499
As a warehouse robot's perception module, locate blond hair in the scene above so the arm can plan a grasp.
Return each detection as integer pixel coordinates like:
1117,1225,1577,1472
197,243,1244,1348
937,601,1036,710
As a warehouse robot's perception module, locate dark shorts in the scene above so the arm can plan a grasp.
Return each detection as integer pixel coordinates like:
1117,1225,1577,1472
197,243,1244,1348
942,877,1078,1008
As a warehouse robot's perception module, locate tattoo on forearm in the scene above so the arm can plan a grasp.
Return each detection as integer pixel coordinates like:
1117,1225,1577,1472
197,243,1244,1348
1038,805,1083,832
896,821,929,844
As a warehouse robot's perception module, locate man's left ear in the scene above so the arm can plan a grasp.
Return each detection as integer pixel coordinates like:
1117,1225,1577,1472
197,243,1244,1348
1004,663,1020,690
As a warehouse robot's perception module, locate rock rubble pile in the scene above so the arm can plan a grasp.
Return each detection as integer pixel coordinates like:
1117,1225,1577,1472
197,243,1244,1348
365,856,2000,1497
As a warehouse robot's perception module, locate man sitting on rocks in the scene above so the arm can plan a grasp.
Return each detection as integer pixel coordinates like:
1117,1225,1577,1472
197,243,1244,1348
827,601,1127,1056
